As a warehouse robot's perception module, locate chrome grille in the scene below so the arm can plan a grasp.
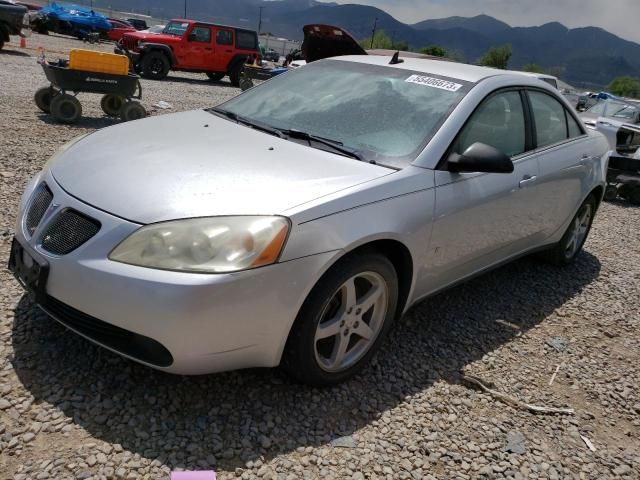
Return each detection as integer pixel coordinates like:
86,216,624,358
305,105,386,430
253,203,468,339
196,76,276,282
25,184,53,236
40,210,100,255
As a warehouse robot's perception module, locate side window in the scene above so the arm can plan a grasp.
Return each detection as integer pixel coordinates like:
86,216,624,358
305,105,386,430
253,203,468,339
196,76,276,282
529,91,568,148
453,91,526,158
236,31,257,50
567,111,583,138
216,29,233,46
190,26,211,43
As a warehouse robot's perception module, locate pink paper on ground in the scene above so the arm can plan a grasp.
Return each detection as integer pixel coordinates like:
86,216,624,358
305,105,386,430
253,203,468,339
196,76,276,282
170,472,216,480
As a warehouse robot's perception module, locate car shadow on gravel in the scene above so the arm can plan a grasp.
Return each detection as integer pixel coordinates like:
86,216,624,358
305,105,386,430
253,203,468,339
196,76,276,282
11,251,601,470
164,75,239,89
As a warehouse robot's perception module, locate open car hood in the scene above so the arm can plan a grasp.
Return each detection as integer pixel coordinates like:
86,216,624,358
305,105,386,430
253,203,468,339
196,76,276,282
302,24,366,63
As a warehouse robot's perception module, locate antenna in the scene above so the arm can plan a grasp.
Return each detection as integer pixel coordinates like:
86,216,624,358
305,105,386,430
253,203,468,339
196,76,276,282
389,51,404,65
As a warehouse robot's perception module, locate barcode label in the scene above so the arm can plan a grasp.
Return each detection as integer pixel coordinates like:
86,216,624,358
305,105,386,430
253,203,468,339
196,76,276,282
405,75,463,92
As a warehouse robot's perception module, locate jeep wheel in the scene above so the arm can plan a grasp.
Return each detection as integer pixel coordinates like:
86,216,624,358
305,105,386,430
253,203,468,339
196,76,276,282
228,62,244,87
141,51,170,80
206,72,225,82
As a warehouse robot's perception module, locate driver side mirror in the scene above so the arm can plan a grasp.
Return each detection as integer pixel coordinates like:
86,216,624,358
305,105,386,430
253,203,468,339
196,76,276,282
447,142,514,174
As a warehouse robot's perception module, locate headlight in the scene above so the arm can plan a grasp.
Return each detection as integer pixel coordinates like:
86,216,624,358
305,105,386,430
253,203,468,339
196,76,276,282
109,216,290,273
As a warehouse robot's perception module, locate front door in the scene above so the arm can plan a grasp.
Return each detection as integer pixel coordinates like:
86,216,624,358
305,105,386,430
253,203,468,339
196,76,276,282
422,89,543,294
182,25,213,69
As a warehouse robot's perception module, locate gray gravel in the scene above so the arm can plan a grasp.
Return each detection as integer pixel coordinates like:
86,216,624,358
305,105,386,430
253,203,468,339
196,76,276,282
1,34,640,480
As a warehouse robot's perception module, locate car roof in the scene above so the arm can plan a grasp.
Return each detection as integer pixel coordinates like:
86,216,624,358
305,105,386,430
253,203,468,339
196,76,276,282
332,55,532,83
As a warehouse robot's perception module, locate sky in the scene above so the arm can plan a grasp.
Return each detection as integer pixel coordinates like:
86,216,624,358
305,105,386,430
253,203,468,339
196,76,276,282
320,0,640,43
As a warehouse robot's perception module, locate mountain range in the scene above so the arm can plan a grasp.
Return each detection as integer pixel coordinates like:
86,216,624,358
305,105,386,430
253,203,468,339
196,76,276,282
94,0,640,88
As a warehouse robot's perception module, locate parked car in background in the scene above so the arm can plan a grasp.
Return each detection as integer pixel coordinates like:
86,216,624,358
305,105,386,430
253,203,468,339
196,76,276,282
126,18,147,30
580,99,640,148
263,47,280,62
15,1,39,22
139,24,164,35
10,56,608,385
32,3,111,39
117,19,260,85
0,0,29,50
106,18,135,42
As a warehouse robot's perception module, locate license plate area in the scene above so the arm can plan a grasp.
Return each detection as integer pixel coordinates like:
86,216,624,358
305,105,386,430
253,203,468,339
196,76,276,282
8,238,49,302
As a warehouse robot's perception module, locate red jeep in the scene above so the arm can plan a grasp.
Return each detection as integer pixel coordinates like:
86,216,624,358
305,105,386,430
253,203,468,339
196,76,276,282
117,19,260,86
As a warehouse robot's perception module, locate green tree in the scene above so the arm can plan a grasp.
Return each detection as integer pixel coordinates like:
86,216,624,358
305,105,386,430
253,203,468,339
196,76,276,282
478,44,512,69
359,30,408,51
419,45,448,58
608,76,640,98
522,63,545,74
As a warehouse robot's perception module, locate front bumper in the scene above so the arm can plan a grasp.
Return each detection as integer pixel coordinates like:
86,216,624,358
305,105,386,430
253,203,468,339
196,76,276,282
12,169,339,374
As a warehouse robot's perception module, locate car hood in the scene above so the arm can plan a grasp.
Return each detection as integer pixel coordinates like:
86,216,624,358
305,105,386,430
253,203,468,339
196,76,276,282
50,110,394,224
123,31,177,43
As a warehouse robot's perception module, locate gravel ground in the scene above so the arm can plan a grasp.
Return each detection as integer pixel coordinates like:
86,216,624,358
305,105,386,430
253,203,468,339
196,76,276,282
1,34,639,480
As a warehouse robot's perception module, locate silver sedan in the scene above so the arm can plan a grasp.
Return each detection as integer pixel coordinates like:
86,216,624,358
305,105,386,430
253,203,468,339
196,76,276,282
10,56,609,385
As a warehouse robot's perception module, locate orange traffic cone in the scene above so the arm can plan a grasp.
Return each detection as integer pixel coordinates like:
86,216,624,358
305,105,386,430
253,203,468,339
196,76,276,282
20,37,26,48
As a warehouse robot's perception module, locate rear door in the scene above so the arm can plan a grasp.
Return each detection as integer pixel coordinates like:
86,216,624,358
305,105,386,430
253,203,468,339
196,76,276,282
526,89,593,237
212,27,235,72
424,89,542,293
181,25,213,69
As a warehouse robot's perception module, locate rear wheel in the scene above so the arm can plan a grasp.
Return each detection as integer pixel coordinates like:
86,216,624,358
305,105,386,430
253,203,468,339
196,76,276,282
543,195,596,265
50,94,82,123
120,101,146,122
34,87,57,113
228,61,244,87
100,94,125,116
141,51,170,80
282,252,398,385
206,72,225,82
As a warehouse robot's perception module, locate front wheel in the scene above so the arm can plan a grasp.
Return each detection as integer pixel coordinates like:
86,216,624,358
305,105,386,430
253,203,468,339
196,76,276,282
282,252,398,386
50,94,82,124
141,51,170,80
543,195,596,265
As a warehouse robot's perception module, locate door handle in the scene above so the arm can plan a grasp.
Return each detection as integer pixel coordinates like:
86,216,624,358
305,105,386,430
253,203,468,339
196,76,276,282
519,175,537,188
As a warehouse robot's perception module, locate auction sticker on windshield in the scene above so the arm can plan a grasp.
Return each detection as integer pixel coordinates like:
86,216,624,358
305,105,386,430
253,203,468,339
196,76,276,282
405,75,463,92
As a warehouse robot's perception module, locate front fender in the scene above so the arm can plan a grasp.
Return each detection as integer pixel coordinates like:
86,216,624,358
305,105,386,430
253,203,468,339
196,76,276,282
140,43,177,66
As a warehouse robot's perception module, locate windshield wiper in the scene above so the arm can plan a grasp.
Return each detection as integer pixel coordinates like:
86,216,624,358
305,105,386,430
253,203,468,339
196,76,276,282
280,129,368,162
209,108,284,138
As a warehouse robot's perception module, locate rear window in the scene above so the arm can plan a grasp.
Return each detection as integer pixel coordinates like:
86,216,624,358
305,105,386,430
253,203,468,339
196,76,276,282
236,31,257,50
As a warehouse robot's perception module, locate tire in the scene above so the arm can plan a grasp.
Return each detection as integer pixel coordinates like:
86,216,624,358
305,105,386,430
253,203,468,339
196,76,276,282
34,87,56,113
543,195,597,265
206,72,225,81
0,40,4,51
239,77,253,91
282,252,398,386
628,186,640,205
603,185,618,202
228,61,244,87
50,94,82,124
120,101,146,122
100,94,125,116
141,51,170,80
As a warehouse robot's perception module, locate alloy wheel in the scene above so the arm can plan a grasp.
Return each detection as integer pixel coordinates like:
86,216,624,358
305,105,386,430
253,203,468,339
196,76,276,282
564,203,592,259
314,272,388,372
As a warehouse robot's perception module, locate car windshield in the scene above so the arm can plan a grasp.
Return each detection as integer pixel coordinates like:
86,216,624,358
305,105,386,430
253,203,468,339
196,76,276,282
163,21,188,36
609,103,639,120
217,60,471,167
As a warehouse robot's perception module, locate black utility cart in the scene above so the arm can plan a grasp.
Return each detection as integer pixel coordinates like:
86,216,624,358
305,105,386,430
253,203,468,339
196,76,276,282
34,62,146,123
